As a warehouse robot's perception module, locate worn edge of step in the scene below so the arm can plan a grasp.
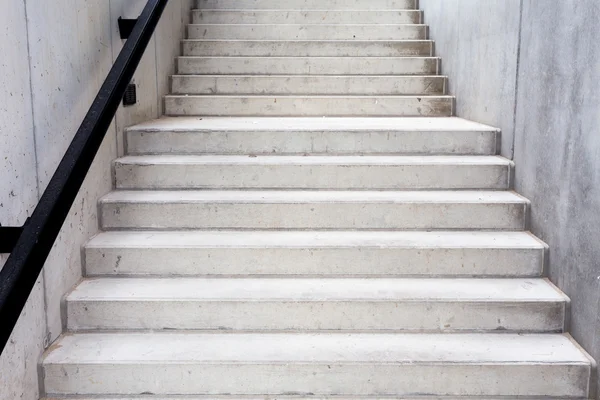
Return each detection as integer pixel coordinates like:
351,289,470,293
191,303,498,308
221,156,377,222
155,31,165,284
66,277,568,303
124,117,500,133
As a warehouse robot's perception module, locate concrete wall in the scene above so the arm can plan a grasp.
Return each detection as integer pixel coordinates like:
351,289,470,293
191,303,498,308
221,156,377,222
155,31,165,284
421,0,600,396
421,0,522,158
0,1,192,398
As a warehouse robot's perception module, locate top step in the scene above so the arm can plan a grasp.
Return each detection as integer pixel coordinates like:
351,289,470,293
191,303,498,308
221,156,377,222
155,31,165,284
196,0,418,10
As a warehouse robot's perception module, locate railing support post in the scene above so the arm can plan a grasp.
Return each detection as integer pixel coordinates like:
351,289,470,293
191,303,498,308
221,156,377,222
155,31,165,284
0,223,26,254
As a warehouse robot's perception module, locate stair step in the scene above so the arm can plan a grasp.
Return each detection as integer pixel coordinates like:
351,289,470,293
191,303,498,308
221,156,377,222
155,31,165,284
66,277,566,332
171,75,446,95
164,95,453,117
125,117,499,155
183,40,433,57
42,332,592,396
187,24,428,41
85,230,545,277
99,190,528,230
177,56,440,75
196,0,418,10
114,155,512,190
192,9,423,24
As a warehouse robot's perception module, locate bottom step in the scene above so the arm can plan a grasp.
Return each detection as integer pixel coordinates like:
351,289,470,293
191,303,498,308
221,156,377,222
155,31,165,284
43,333,593,397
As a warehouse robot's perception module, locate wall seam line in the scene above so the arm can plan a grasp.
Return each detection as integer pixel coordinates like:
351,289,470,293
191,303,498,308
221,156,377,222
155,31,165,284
23,0,50,396
511,0,525,161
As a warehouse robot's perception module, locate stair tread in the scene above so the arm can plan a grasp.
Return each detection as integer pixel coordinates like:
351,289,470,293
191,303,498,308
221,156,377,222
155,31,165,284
43,332,590,365
67,277,564,302
100,190,527,204
87,230,544,249
126,116,497,132
183,39,432,42
171,74,446,78
165,94,453,98
115,154,511,166
188,23,427,26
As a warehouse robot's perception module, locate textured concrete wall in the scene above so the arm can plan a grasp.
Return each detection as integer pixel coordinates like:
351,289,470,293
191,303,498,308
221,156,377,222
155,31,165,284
421,0,521,158
421,0,600,395
513,2,600,395
0,1,192,398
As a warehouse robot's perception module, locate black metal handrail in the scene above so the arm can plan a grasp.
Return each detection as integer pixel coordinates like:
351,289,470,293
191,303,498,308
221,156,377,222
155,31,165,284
0,0,168,355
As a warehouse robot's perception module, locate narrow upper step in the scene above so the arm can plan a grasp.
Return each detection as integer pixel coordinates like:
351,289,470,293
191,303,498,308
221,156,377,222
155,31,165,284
192,9,424,24
43,332,593,396
183,40,433,57
66,277,566,332
171,75,446,95
187,24,428,40
165,95,453,117
196,0,418,10
85,230,545,277
177,56,440,75
125,117,499,156
114,155,512,190
99,190,528,230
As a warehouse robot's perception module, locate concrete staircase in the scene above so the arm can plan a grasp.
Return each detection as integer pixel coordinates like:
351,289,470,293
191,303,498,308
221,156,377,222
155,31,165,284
42,1,596,399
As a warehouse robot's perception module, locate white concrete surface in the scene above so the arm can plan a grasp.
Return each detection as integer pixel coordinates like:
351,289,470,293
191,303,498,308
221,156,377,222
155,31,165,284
99,190,528,230
177,56,440,75
171,75,446,95
187,24,428,40
196,0,418,9
192,9,423,24
183,40,434,57
42,332,592,396
85,230,545,277
66,277,566,332
165,95,453,117
31,0,597,398
125,117,499,155
114,155,511,189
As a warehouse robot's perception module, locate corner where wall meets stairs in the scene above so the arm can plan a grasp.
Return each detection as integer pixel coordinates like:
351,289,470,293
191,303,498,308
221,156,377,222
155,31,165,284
40,1,597,399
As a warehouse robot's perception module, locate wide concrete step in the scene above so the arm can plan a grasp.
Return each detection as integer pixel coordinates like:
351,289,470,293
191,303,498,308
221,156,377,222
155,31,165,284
165,95,453,117
66,277,566,332
114,155,512,190
183,40,433,57
193,9,423,24
171,75,446,95
196,0,418,10
177,56,440,75
187,24,428,40
42,332,593,397
85,230,546,278
125,117,500,156
99,190,528,230
39,397,594,400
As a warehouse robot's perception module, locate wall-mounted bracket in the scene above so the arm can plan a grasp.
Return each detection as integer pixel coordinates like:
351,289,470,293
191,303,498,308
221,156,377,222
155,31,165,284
118,17,138,40
0,221,27,254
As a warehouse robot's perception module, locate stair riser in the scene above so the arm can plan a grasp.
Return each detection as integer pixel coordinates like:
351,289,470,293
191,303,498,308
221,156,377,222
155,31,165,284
43,363,590,397
183,41,433,57
126,130,498,156
177,57,440,76
193,10,423,24
187,25,427,41
196,0,418,10
67,300,564,332
164,96,453,117
171,76,446,95
100,202,527,230
85,246,544,277
114,163,510,190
